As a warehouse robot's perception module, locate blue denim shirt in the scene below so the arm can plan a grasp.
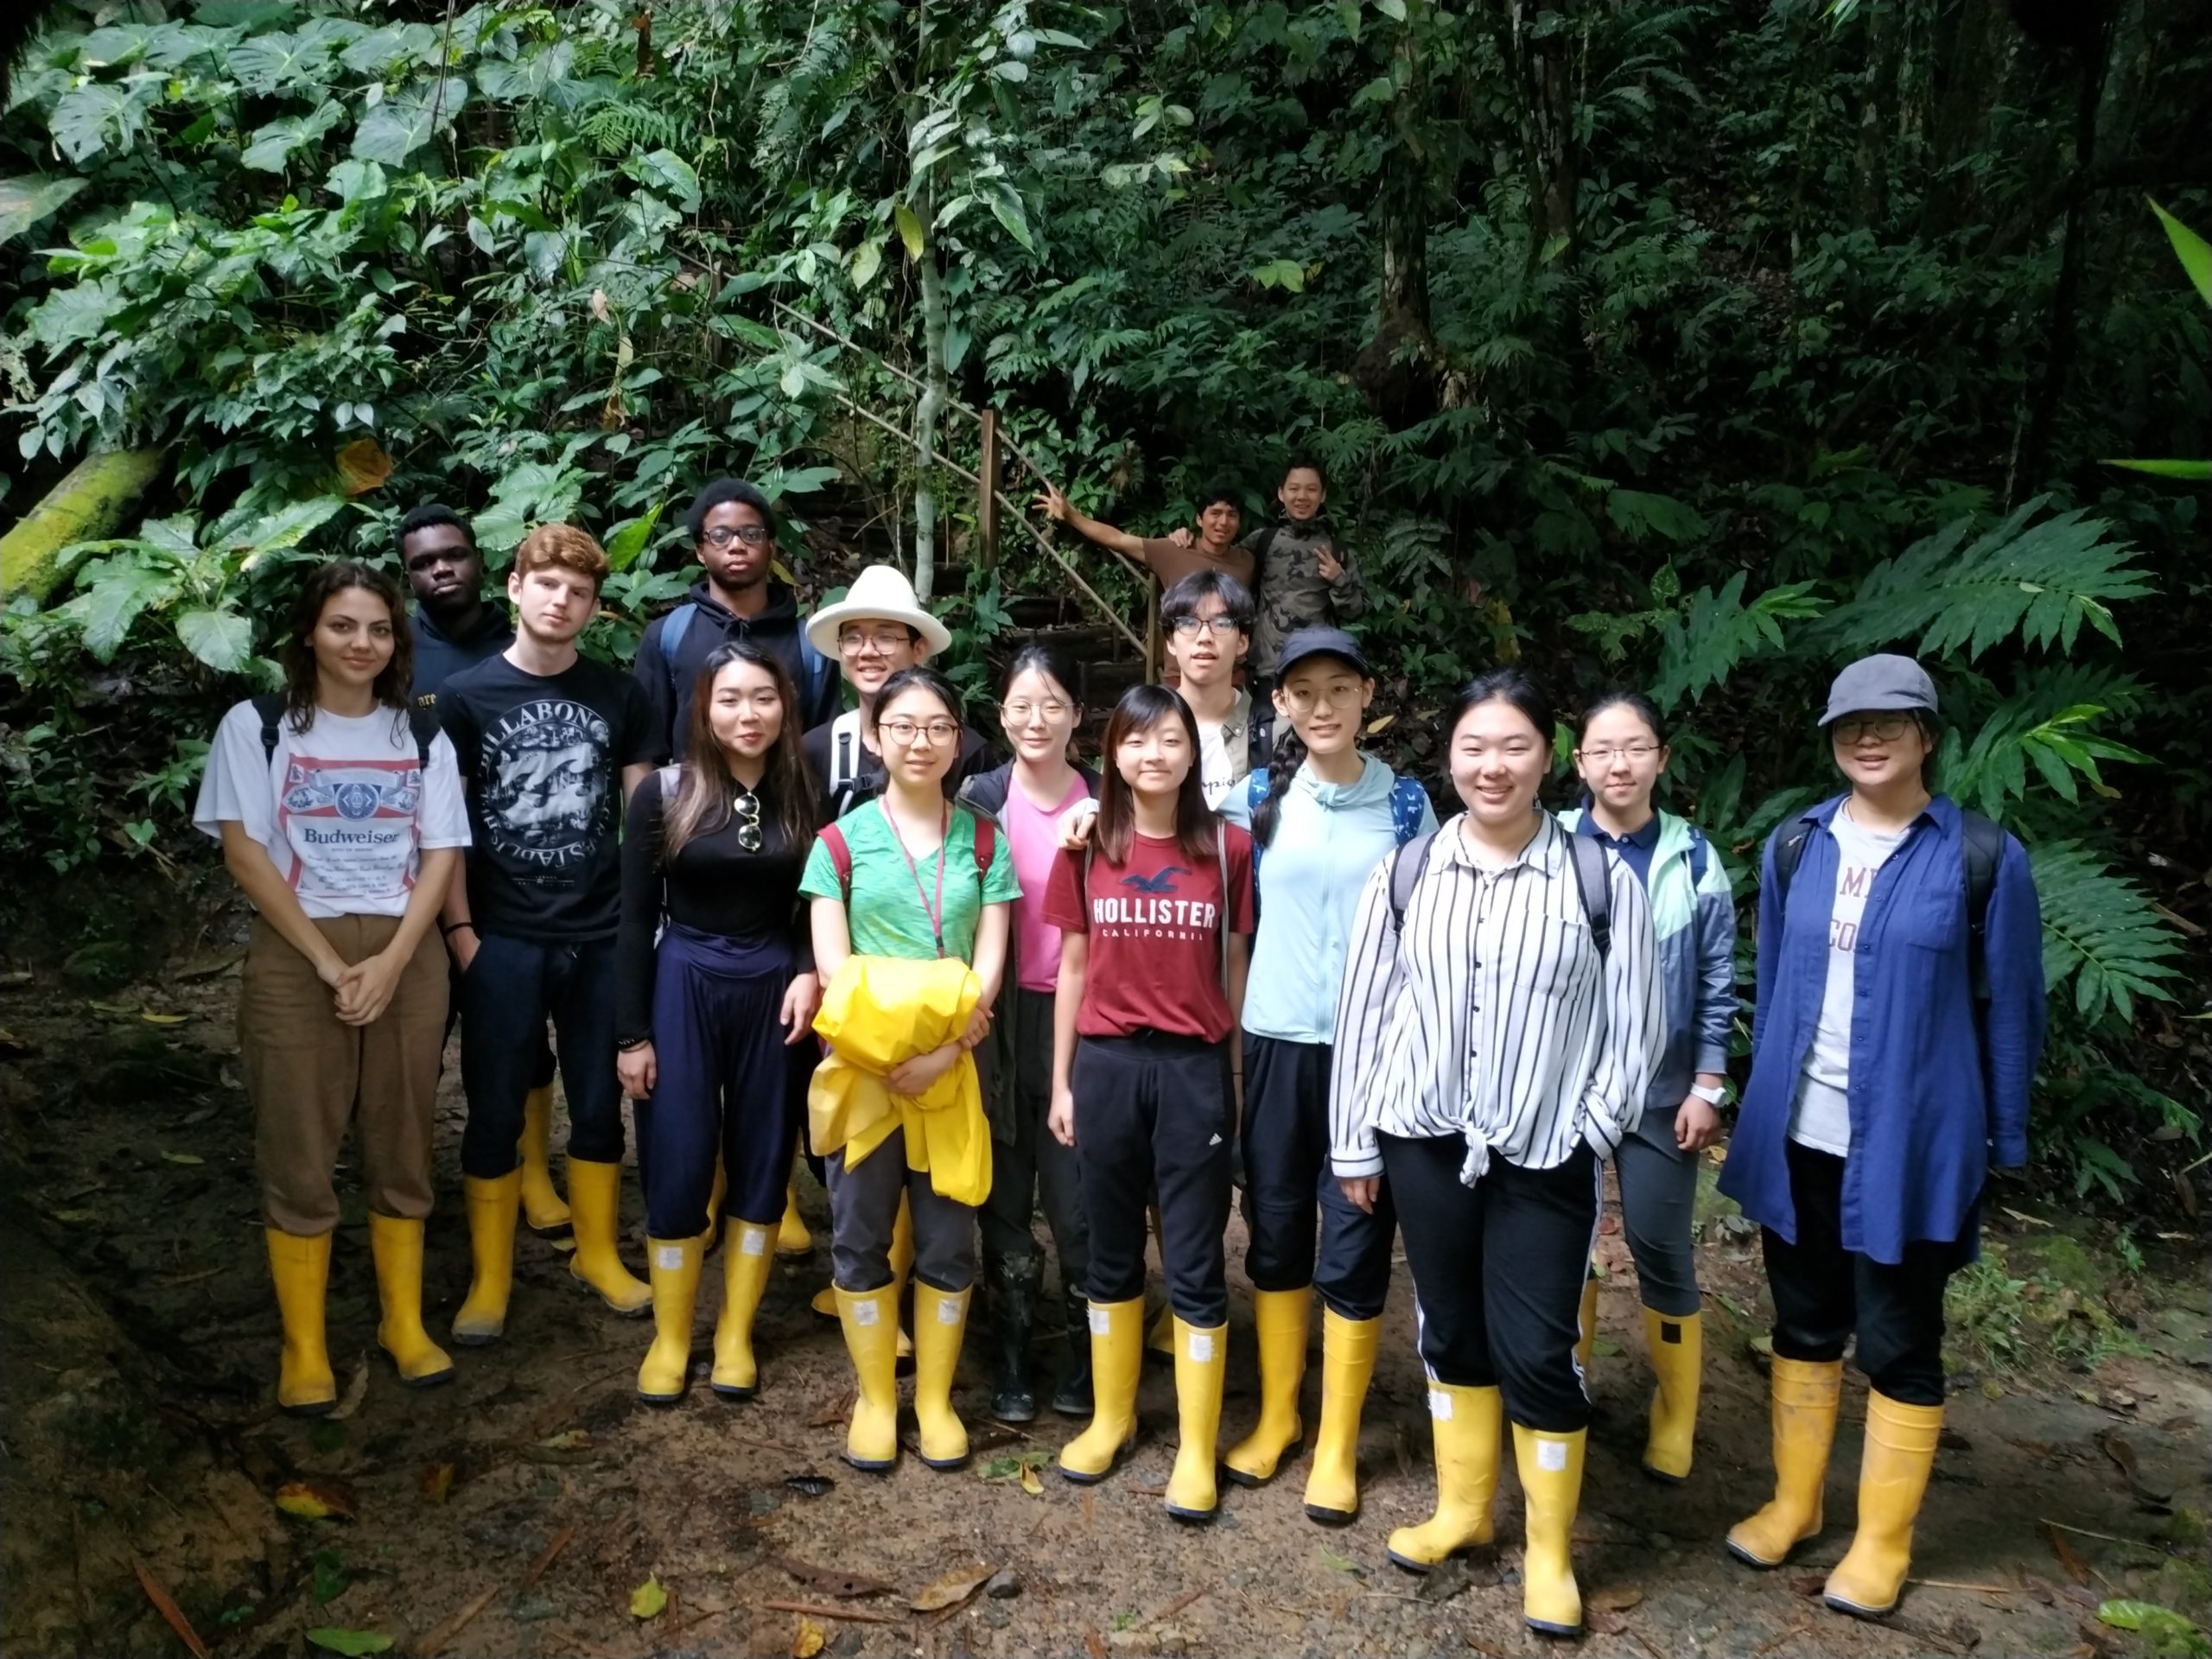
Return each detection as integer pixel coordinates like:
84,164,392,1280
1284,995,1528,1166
1719,793,2045,1266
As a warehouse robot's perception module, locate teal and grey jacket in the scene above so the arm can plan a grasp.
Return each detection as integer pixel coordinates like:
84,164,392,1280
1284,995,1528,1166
1558,807,1738,1150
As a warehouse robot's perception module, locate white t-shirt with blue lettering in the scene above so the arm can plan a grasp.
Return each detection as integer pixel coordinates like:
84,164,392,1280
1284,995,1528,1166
194,700,470,920
1789,804,1906,1156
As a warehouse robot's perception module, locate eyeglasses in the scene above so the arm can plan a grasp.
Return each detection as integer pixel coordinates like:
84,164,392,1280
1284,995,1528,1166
881,718,961,747
732,787,762,853
1001,699,1072,723
839,627,912,654
1281,683,1364,712
1578,742,1662,764
701,524,771,547
1832,714,1914,746
1170,615,1243,639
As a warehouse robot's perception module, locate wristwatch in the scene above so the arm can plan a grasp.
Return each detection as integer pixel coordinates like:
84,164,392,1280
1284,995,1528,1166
1688,1082,1726,1105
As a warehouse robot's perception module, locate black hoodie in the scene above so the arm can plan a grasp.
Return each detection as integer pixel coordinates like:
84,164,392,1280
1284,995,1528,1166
632,577,838,764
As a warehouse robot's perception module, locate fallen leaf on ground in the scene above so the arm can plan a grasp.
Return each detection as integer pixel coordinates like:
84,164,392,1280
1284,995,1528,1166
630,1575,668,1619
49,1209,95,1224
784,1473,835,1498
543,1428,591,1451
87,1000,136,1015
1590,1583,1643,1612
1318,1547,1363,1577
276,1481,355,1521
772,1557,895,1600
305,1630,393,1656
133,1557,211,1658
328,1361,369,1422
160,1151,204,1165
792,1615,826,1657
911,1565,995,1612
1020,1464,1043,1496
420,1462,454,1503
2044,1522,2092,1585
141,1011,188,1026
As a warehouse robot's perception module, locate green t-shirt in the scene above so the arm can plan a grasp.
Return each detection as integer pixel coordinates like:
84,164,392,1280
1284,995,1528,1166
800,801,1020,963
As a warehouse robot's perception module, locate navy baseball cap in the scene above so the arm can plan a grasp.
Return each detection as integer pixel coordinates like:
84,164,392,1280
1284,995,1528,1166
1274,626,1370,680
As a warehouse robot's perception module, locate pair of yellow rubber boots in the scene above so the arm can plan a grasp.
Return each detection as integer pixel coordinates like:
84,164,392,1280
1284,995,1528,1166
634,1216,784,1402
1210,1292,1380,1526
1728,1357,1945,1618
265,1218,453,1411
451,1155,651,1344
1573,1277,1706,1483
1058,1300,1227,1522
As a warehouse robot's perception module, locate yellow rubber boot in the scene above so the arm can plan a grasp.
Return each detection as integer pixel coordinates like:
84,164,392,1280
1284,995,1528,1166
1225,1287,1309,1486
1387,1382,1503,1571
712,1223,776,1399
366,1215,454,1388
451,1170,522,1346
1641,1306,1702,1482
518,1084,571,1233
1726,1357,1843,1567
1573,1273,1599,1377
889,1192,915,1358
1513,1424,1588,1637
912,1283,973,1469
1824,1393,1944,1618
1164,1318,1226,1522
776,1181,815,1255
265,1228,337,1414
699,1161,728,1256
566,1157,652,1316
1059,1298,1142,1482
810,1284,838,1319
836,1285,902,1471
637,1236,702,1404
1303,1310,1380,1524
1146,1301,1174,1358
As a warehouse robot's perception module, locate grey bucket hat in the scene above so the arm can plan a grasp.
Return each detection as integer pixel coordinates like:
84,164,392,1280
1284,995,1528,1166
1819,653,1938,727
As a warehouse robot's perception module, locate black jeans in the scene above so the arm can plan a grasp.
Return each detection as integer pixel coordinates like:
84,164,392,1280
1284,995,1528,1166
1763,1141,1961,1407
1380,1131,1601,1433
458,933,624,1179
1074,1031,1234,1326
981,987,1090,1291
1243,1034,1397,1318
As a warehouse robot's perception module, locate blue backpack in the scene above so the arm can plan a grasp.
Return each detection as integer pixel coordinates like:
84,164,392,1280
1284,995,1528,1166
659,601,836,721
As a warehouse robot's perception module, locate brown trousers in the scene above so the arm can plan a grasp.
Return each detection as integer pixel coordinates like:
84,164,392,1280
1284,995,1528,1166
240,914,448,1236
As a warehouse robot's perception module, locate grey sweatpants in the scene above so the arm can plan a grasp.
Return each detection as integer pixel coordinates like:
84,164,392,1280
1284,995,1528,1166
825,1125,978,1294
1615,1126,1702,1318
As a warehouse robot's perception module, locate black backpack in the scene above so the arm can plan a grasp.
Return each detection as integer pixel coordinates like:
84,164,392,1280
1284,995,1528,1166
1387,826,1613,959
1772,809,2006,999
254,694,441,768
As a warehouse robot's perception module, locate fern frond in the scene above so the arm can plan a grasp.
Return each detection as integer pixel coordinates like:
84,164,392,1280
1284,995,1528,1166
1650,571,1827,709
2025,839,2183,1025
1821,498,2156,660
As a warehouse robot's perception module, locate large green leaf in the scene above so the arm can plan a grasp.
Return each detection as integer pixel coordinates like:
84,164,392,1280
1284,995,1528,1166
2104,458,2209,481
62,558,173,661
352,78,467,168
2148,199,2212,308
0,175,88,242
241,107,344,174
175,607,256,671
49,83,149,163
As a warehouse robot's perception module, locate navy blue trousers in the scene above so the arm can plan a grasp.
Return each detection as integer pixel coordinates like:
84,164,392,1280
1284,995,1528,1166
632,924,807,1239
459,933,623,1178
1240,1033,1397,1319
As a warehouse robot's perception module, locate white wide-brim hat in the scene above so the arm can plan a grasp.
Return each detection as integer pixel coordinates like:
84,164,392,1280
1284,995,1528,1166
805,563,953,658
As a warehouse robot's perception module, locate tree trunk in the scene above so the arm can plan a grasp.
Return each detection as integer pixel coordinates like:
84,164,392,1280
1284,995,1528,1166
0,448,164,603
1510,0,1579,262
1854,0,1899,226
912,220,948,603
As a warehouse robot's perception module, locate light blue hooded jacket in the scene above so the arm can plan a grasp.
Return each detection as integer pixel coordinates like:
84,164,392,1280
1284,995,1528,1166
1559,807,1738,1150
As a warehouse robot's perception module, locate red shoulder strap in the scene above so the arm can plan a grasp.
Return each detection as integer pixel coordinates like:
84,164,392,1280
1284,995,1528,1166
972,816,995,880
821,823,853,901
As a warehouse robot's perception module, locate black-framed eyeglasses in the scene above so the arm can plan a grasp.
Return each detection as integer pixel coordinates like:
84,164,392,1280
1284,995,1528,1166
702,524,772,548
733,788,762,853
1832,714,1914,746
1170,615,1243,639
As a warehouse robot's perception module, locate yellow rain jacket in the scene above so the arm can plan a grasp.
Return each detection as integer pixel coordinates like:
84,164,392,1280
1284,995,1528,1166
809,954,991,1205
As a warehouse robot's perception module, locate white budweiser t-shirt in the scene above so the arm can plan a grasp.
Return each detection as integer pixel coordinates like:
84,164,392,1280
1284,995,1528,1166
194,700,470,919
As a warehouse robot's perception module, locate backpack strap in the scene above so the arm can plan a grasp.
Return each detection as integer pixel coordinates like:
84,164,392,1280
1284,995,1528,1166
1388,830,1440,934
406,705,440,768
1216,822,1230,993
828,709,863,815
257,693,435,767
1566,830,1612,961
1687,823,1710,889
1960,809,2005,1001
1774,825,1812,910
971,813,996,881
253,693,285,765
660,601,697,702
798,628,834,718
820,822,854,903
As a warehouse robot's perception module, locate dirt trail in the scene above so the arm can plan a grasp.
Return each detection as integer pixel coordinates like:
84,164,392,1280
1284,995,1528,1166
2,942,2207,1659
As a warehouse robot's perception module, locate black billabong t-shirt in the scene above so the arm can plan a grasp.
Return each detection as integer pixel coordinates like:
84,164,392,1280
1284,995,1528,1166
439,652,657,940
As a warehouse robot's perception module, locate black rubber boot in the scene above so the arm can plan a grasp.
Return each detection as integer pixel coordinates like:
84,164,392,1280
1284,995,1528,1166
988,1257,1039,1424
1052,1287,1095,1417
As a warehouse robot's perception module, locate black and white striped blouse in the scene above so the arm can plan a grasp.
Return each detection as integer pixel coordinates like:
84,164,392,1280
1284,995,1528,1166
1328,811,1665,1184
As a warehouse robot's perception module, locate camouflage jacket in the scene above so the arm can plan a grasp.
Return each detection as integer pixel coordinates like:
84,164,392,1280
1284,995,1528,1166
1240,514,1366,679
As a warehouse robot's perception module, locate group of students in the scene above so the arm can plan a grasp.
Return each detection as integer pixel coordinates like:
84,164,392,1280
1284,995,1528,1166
192,473,2046,1640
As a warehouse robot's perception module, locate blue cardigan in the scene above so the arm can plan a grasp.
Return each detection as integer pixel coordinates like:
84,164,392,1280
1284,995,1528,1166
1719,793,2045,1265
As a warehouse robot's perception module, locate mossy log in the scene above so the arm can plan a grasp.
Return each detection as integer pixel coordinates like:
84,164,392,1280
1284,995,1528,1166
0,448,163,603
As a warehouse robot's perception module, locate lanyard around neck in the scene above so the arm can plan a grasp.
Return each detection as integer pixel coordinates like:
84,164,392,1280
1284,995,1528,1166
881,797,951,957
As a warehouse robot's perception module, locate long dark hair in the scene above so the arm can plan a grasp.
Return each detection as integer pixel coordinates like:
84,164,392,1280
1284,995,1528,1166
1096,684,1217,865
665,642,821,861
1575,689,1667,810
1002,639,1083,765
276,561,412,737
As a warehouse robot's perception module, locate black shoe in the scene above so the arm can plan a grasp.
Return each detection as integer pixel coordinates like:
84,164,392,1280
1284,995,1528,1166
1052,1288,1094,1416
988,1257,1039,1423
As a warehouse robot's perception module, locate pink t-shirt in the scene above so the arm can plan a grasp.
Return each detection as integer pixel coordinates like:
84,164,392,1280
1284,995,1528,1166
1001,769,1092,993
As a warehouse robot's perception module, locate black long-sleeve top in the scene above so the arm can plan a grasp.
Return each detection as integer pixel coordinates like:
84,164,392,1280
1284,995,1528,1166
615,770,815,1044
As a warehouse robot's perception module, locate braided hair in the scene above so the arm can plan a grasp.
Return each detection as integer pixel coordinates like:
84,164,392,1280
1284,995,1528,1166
1249,726,1307,848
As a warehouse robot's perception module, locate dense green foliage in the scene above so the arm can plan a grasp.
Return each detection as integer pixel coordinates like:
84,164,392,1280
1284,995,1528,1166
3,0,2208,1202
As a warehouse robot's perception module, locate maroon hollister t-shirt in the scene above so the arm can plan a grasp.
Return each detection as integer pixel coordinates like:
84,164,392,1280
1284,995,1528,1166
1043,825,1256,1044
